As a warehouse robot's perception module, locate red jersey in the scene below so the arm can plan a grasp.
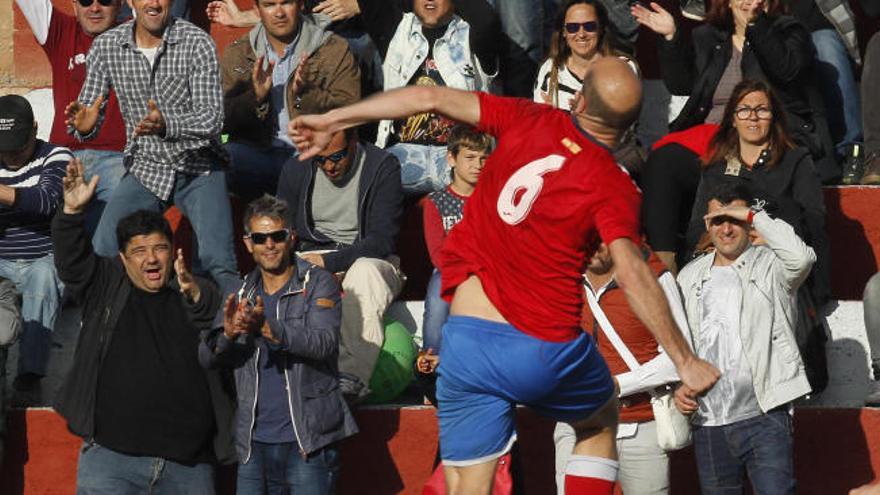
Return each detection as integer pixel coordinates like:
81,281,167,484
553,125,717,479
439,93,642,342
39,6,126,151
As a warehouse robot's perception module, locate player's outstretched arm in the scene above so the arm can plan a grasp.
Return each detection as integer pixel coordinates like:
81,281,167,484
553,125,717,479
608,238,720,395
289,86,481,159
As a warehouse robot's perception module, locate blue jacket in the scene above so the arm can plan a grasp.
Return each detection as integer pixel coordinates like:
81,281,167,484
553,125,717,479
276,141,403,273
199,257,358,461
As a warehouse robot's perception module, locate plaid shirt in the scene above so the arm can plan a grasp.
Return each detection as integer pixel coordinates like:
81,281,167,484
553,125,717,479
74,18,227,200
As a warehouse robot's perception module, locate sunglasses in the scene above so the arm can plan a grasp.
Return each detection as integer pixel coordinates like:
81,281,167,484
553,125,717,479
707,215,745,227
77,0,115,7
245,229,290,244
564,21,599,34
312,147,349,165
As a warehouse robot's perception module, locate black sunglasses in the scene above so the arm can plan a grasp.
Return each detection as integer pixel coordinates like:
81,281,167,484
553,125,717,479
245,229,290,244
708,215,745,227
312,147,349,165
77,0,115,7
564,21,599,34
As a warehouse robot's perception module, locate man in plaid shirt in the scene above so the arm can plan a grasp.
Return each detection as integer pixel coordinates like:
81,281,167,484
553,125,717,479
66,0,240,294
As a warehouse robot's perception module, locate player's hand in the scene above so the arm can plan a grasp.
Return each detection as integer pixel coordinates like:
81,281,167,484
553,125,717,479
673,384,699,415
631,2,676,40
850,483,880,495
416,348,440,374
65,95,104,135
313,0,360,21
676,355,720,396
174,249,201,303
134,100,166,137
252,55,275,104
289,114,335,160
62,158,98,214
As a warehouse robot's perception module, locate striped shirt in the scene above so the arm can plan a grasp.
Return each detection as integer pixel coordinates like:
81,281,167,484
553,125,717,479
0,140,71,260
74,18,227,201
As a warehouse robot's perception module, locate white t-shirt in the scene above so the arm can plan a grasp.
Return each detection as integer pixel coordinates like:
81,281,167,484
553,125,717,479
139,46,159,68
693,265,762,426
533,57,639,110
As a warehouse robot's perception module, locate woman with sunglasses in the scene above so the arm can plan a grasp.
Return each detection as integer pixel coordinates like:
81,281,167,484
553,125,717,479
533,0,633,110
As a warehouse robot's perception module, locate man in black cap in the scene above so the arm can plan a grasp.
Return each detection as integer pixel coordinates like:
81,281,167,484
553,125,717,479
0,94,72,404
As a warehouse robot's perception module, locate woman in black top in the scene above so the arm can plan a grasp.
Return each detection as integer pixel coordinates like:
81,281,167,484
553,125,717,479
687,79,829,306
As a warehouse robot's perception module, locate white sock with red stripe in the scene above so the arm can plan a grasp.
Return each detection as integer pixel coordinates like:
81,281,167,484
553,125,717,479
564,455,618,495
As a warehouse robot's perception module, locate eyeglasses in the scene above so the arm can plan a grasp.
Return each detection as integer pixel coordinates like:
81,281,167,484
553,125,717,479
77,0,115,7
245,229,290,244
312,147,348,165
564,21,599,34
735,106,772,120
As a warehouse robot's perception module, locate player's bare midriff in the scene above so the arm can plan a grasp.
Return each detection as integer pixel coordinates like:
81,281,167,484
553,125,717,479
449,275,509,324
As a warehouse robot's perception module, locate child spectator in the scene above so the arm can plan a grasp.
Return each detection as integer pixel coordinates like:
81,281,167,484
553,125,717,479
417,125,490,390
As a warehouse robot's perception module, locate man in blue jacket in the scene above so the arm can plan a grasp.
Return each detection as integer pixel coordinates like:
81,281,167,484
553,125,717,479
276,128,404,402
200,194,358,493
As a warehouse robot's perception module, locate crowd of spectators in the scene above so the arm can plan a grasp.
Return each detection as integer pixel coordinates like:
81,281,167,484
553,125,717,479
0,0,879,491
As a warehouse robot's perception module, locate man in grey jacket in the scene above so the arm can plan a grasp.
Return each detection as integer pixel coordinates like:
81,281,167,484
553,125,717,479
199,194,357,493
675,181,815,495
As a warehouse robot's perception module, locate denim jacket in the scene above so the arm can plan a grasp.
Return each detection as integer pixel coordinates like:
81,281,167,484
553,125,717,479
199,257,358,461
677,211,815,412
377,12,495,147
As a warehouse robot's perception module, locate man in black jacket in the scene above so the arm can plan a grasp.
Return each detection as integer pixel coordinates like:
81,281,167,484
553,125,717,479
52,159,235,493
277,128,403,402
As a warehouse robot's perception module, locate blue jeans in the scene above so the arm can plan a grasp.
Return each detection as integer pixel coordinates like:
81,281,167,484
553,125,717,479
237,441,340,495
72,149,126,238
77,441,213,495
226,142,296,201
386,143,449,195
92,171,241,295
421,269,448,354
812,29,863,153
693,409,795,495
0,255,62,377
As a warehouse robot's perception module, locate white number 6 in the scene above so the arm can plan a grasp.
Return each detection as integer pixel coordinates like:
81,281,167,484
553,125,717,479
496,155,566,225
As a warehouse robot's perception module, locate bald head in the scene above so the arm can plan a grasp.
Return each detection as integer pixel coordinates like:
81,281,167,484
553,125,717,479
580,58,642,131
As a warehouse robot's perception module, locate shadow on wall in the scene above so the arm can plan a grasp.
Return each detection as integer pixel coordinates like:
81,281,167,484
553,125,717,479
824,188,879,300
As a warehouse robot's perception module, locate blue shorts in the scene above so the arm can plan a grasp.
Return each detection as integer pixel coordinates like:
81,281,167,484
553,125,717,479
436,316,614,465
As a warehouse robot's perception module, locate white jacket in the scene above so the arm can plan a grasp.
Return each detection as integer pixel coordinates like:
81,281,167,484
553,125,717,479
677,211,815,412
377,12,495,147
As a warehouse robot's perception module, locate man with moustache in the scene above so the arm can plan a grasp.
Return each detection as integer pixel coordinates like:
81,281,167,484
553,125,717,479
65,0,241,295
52,160,234,493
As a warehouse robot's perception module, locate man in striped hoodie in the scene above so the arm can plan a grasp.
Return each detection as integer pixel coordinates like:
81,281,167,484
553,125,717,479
0,95,71,404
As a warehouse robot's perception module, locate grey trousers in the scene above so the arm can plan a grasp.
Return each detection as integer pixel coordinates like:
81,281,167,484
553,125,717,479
863,272,880,368
554,420,670,495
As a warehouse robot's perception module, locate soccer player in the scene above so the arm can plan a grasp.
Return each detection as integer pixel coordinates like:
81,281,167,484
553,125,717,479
290,57,719,495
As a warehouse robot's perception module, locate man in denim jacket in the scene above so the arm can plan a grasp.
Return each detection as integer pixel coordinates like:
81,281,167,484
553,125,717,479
200,195,357,493
675,181,814,494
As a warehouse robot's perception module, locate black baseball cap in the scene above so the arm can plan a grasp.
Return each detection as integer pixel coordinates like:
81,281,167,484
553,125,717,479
0,95,35,152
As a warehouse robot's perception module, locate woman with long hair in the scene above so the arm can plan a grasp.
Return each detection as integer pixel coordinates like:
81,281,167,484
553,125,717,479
533,0,622,110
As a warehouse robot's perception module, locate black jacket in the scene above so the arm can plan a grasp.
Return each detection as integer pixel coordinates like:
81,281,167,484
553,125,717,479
276,142,403,273
51,211,237,464
685,146,830,305
659,14,837,180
